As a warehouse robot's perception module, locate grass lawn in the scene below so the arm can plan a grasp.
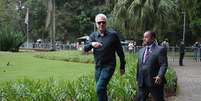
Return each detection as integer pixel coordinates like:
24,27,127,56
0,51,93,84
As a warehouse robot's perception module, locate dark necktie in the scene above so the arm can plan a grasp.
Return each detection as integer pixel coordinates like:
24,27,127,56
143,47,150,63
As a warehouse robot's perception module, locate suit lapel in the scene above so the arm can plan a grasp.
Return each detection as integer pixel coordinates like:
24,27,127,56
143,43,158,64
140,47,146,64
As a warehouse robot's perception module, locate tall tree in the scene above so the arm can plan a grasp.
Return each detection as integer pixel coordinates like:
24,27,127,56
111,0,177,41
177,0,201,41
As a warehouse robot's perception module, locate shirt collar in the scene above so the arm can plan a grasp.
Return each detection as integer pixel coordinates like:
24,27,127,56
96,30,108,37
145,43,155,52
146,43,153,48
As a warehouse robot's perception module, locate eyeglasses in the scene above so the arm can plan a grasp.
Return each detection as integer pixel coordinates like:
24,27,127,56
97,21,106,25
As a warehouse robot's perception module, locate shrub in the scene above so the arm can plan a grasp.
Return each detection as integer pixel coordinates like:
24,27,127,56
0,52,177,100
0,26,25,52
165,67,177,96
33,51,94,63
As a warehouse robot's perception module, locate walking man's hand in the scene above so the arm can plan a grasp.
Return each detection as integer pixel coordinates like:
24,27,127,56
153,76,162,84
120,69,125,76
92,42,102,48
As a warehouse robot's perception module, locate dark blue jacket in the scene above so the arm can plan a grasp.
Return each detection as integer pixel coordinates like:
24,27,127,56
84,30,126,69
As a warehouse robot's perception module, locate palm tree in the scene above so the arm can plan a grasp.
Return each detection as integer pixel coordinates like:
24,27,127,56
111,0,177,40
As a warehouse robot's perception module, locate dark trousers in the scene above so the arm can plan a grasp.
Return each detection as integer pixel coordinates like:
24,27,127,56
95,66,115,101
136,85,165,101
179,53,184,66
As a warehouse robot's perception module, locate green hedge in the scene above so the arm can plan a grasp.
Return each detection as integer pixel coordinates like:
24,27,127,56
0,52,177,100
0,27,25,52
34,51,94,63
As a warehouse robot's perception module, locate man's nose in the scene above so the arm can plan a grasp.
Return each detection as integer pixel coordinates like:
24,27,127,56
100,23,104,26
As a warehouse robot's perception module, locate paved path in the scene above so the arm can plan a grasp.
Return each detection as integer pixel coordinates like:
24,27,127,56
168,57,201,101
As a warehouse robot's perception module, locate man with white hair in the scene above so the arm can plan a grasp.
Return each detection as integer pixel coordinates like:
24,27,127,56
84,13,126,101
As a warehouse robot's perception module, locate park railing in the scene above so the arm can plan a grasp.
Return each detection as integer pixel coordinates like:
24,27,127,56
124,46,201,62
20,42,77,51
20,42,201,62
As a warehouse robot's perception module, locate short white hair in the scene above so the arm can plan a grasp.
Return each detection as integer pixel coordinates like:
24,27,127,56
95,13,107,22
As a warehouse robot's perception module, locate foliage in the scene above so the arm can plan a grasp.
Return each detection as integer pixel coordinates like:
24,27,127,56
0,51,177,100
24,0,48,41
0,27,25,52
176,0,201,43
0,0,22,33
0,0,201,45
23,0,113,42
165,67,177,92
110,0,178,40
53,0,113,42
33,51,94,63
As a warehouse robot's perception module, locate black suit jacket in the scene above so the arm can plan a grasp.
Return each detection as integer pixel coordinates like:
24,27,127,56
136,43,168,87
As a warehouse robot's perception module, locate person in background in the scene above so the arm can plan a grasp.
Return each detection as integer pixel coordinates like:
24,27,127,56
192,41,199,62
136,31,167,101
84,13,126,101
128,41,134,53
179,40,185,66
199,42,201,62
161,38,169,62
161,38,169,52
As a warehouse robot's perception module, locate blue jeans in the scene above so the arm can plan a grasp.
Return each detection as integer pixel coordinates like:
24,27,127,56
95,65,115,101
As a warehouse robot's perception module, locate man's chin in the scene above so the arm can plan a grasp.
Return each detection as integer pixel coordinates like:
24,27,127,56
99,29,106,33
143,42,148,46
145,41,154,45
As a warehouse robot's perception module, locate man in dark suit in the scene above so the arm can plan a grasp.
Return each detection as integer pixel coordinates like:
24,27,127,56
84,13,126,101
136,31,168,101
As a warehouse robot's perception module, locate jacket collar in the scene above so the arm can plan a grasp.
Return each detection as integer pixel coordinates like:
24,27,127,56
140,42,157,64
96,30,108,37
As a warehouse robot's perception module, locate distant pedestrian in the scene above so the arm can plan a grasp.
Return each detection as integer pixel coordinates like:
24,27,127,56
192,42,199,62
161,38,169,56
179,41,185,66
199,42,201,61
128,42,134,53
161,38,169,50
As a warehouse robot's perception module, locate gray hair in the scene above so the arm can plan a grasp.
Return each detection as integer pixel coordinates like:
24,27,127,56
95,13,107,22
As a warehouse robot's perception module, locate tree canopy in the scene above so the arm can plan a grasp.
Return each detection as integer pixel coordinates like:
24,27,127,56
0,0,201,45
